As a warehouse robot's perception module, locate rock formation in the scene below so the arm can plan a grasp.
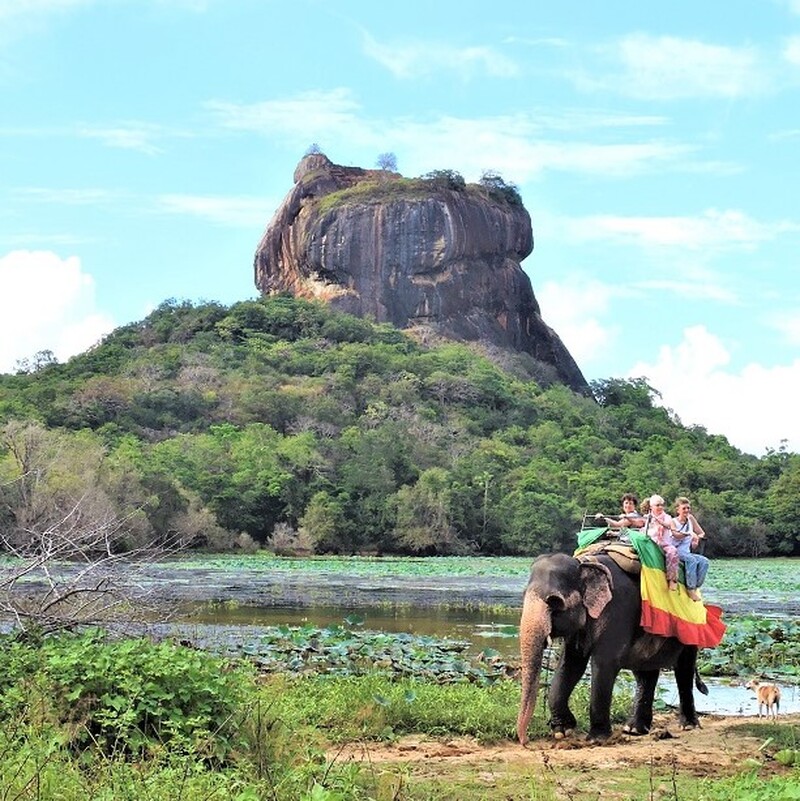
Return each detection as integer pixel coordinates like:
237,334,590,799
253,153,589,394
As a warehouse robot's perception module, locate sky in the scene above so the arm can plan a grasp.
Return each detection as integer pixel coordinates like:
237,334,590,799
1,0,798,457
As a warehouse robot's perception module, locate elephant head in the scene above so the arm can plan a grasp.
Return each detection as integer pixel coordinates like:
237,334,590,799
516,553,613,745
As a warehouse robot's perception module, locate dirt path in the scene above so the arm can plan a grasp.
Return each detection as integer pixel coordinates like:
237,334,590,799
331,713,799,790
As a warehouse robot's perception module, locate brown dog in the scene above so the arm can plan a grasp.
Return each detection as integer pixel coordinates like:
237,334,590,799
745,679,781,719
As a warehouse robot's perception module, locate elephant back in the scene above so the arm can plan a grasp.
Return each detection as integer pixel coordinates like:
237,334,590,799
576,543,640,576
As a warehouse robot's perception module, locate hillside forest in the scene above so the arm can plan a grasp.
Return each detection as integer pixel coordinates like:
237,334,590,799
1,295,797,558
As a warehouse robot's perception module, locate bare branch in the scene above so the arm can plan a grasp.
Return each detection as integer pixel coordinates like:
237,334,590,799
0,498,186,635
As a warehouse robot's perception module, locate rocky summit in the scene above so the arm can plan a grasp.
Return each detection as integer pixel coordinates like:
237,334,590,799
253,153,589,394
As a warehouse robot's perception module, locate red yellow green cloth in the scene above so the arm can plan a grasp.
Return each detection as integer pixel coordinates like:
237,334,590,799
629,531,726,647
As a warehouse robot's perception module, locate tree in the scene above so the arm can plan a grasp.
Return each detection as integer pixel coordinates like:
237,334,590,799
376,152,398,172
0,496,183,633
766,455,800,554
591,377,658,410
0,421,187,633
422,169,466,191
298,491,348,553
478,170,522,205
392,468,466,554
14,349,58,375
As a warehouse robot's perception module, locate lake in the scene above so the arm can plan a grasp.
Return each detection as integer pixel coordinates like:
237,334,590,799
7,554,799,714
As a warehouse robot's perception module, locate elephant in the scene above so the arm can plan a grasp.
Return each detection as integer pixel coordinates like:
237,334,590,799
516,551,702,745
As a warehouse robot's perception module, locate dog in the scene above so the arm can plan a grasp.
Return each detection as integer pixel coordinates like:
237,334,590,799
745,679,781,719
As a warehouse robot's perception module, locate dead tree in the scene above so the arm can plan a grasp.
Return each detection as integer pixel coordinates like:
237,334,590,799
0,494,185,635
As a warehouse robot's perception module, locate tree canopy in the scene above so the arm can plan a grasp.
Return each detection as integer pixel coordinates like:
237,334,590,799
1,295,796,557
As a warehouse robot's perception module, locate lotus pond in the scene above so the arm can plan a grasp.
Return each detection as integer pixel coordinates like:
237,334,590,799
9,554,800,711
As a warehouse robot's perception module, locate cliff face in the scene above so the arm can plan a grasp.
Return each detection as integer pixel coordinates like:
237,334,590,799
254,154,589,394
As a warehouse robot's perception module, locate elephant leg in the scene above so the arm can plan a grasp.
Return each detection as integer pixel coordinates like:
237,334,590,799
624,669,659,735
547,642,589,738
587,659,619,742
675,647,700,729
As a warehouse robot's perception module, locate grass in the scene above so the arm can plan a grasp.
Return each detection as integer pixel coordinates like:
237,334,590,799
0,656,797,800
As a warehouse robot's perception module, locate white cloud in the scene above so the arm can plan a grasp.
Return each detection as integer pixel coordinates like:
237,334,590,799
156,194,276,227
784,35,800,65
0,0,89,21
361,31,519,79
15,187,120,205
535,277,619,365
0,121,189,155
397,123,694,181
628,325,799,455
0,250,115,373
0,0,91,50
769,311,800,346
206,89,362,143
574,34,767,100
76,123,165,155
207,92,698,181
565,209,793,251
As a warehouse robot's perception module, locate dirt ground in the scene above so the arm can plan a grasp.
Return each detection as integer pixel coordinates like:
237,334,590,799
330,712,799,796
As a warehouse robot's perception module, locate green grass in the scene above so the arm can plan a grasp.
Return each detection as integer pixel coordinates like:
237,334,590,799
0,633,797,800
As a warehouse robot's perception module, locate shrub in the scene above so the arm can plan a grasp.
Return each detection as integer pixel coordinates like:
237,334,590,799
267,522,314,556
0,631,252,758
421,169,466,191
478,170,522,206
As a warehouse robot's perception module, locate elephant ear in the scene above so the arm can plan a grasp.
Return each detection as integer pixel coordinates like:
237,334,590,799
579,560,614,619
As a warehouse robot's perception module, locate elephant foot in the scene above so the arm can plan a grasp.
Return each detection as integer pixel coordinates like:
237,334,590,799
553,727,574,740
622,724,650,736
586,730,611,744
680,718,701,731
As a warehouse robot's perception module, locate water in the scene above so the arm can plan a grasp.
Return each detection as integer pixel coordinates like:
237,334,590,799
188,602,520,652
179,601,800,717
659,678,800,716
7,555,799,716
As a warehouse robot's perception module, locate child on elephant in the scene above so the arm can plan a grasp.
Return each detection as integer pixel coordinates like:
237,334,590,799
670,496,710,602
643,494,681,592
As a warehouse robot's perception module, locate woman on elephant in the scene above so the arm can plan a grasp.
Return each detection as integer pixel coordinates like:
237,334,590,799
643,494,681,591
596,493,645,545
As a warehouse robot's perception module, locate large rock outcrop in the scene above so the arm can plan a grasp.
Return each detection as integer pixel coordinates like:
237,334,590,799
254,154,589,393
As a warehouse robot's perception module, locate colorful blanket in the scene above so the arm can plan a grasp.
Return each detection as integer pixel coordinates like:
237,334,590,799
576,526,610,551
628,532,726,647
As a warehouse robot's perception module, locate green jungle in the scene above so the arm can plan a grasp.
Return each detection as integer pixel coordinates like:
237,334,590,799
1,294,798,558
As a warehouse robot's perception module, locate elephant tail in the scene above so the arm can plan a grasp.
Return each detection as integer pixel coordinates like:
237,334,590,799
695,668,709,696
516,590,551,745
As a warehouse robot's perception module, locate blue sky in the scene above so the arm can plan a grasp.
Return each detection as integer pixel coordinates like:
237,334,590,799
1,0,798,456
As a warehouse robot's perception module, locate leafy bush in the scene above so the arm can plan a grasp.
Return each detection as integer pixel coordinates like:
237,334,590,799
478,170,522,206
0,631,251,757
421,168,466,191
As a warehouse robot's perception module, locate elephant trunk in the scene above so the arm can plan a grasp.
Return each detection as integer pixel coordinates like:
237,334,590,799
516,589,552,745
